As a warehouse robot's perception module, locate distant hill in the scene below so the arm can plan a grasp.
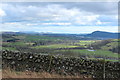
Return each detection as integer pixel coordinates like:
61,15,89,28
85,31,119,39
2,31,39,35
2,31,119,39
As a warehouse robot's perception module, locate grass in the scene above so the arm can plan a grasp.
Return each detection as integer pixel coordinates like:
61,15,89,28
53,49,118,58
101,41,119,50
111,39,120,41
75,40,97,46
3,42,26,46
13,35,26,39
24,35,69,42
2,34,119,61
2,68,92,78
32,44,79,49
88,58,119,62
2,47,17,51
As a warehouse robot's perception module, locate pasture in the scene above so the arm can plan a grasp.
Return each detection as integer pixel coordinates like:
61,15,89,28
2,33,119,62
76,40,97,46
32,44,79,49
52,49,118,59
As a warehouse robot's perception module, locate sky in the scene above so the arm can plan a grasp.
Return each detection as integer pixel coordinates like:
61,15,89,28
0,2,118,33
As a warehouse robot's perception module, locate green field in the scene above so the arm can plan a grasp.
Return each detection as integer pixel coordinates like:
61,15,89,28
101,42,118,50
32,44,79,49
3,42,27,46
53,49,118,58
76,40,96,45
2,47,17,51
24,35,70,42
2,33,119,62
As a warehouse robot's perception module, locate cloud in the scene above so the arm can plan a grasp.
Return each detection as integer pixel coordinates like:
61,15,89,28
42,22,71,26
1,3,100,25
0,2,118,33
1,22,118,33
26,23,38,26
61,2,118,15
0,8,6,17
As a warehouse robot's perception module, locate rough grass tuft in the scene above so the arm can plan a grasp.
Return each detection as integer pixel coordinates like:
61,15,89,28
2,68,92,78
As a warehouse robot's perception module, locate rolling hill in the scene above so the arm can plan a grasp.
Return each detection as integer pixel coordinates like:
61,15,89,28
85,31,119,39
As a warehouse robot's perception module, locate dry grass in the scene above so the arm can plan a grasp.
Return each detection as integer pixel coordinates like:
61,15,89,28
0,70,2,79
2,68,92,79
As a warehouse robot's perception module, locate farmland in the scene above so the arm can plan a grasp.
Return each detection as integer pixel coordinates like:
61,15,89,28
2,32,119,61
32,44,79,49
1,32,120,79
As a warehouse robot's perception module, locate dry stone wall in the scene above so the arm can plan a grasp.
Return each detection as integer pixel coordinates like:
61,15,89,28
2,50,120,78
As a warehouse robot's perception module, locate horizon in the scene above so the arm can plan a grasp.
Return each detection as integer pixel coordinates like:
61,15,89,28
1,30,119,34
0,2,118,33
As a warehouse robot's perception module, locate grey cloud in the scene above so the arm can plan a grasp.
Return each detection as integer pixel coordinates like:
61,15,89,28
60,2,118,15
1,2,117,26
4,2,118,15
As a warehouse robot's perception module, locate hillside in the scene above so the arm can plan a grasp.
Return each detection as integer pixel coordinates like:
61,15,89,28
86,31,119,39
2,31,119,40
